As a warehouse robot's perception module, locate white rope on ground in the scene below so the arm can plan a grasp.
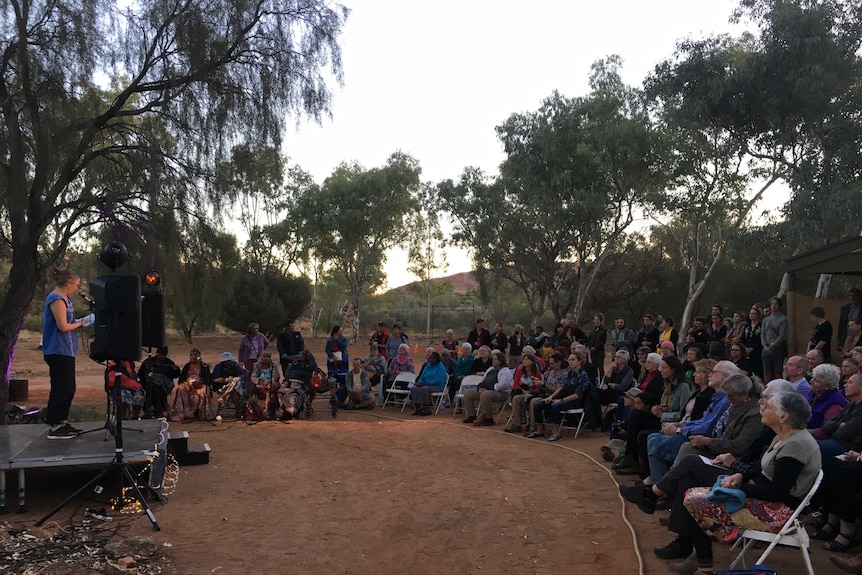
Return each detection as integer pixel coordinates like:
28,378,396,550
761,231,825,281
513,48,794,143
348,408,646,575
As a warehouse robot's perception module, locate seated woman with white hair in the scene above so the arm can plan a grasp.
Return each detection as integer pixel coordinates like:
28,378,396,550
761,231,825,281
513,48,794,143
386,343,414,386
808,363,847,432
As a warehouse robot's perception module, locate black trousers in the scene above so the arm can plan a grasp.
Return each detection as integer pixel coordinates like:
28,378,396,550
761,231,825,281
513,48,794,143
45,354,76,425
817,456,862,522
658,454,724,562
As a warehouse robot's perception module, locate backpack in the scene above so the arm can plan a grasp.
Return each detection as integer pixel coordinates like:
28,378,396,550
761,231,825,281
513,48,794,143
245,401,265,422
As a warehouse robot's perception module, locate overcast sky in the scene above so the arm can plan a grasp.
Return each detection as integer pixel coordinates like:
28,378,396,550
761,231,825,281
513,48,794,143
282,0,755,289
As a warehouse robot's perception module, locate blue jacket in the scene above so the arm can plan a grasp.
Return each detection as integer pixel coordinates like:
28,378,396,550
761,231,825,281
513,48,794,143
416,361,448,390
681,391,730,438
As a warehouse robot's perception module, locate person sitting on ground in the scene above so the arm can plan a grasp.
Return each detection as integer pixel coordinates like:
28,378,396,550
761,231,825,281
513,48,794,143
506,351,543,433
105,359,146,420
448,342,475,401
527,350,590,442
137,346,181,419
812,372,862,457
211,351,248,419
409,351,448,415
361,344,388,405
251,349,281,419
461,351,506,426
808,363,847,432
345,357,376,410
611,388,661,475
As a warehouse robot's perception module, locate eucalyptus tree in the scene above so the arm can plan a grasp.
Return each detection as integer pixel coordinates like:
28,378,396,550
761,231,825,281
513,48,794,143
0,0,348,411
442,58,668,324
407,184,448,336
647,0,862,335
296,152,422,342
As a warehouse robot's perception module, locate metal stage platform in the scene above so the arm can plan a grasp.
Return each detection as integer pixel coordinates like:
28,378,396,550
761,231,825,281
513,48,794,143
0,419,163,511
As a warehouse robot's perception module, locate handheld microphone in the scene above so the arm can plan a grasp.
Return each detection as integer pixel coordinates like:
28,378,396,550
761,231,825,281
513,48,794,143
80,292,96,307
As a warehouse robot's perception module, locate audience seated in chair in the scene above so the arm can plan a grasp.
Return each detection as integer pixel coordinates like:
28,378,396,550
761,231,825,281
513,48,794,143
526,350,590,442
171,348,216,422
211,351,248,419
137,346,180,419
105,359,146,420
409,351,448,416
251,349,281,419
461,351,507,426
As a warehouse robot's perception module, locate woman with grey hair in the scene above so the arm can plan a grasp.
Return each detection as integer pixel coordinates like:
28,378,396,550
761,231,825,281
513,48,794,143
671,390,821,575
808,363,847,431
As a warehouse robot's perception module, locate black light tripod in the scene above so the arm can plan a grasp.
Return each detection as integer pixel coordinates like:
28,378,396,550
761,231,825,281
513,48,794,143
36,362,161,530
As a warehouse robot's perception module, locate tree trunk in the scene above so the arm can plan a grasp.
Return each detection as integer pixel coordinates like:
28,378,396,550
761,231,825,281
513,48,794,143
351,289,361,344
815,274,832,297
0,247,43,421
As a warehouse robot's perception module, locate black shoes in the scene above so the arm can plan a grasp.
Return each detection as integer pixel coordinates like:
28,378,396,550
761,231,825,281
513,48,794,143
654,539,693,560
462,416,476,424
47,424,79,440
619,484,658,514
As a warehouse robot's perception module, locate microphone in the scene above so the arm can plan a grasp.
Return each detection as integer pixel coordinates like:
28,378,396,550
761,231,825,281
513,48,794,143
80,292,96,307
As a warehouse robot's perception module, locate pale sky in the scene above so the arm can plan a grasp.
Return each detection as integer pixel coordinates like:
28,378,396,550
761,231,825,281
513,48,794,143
282,0,757,289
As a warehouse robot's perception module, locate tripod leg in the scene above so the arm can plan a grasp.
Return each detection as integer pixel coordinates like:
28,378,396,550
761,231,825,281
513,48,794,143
35,465,113,526
119,464,160,531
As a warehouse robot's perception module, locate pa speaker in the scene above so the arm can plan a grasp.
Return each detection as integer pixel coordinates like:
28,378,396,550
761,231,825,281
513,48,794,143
89,275,141,362
141,291,165,349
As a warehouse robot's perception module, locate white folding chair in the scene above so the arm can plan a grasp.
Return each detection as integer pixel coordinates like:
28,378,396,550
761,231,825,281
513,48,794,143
494,392,512,424
728,469,823,575
383,372,415,410
559,408,585,439
431,375,451,415
452,375,483,418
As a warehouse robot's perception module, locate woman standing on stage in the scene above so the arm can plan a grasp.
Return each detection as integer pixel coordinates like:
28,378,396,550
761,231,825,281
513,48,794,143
42,268,93,440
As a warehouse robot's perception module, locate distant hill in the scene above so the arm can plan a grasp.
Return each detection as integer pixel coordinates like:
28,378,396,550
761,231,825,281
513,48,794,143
390,271,478,295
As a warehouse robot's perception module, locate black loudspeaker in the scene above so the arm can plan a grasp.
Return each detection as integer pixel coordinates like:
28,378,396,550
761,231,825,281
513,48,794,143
89,275,142,362
141,291,165,349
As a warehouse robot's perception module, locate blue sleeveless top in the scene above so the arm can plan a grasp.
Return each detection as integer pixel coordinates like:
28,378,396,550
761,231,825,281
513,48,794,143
42,292,78,357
